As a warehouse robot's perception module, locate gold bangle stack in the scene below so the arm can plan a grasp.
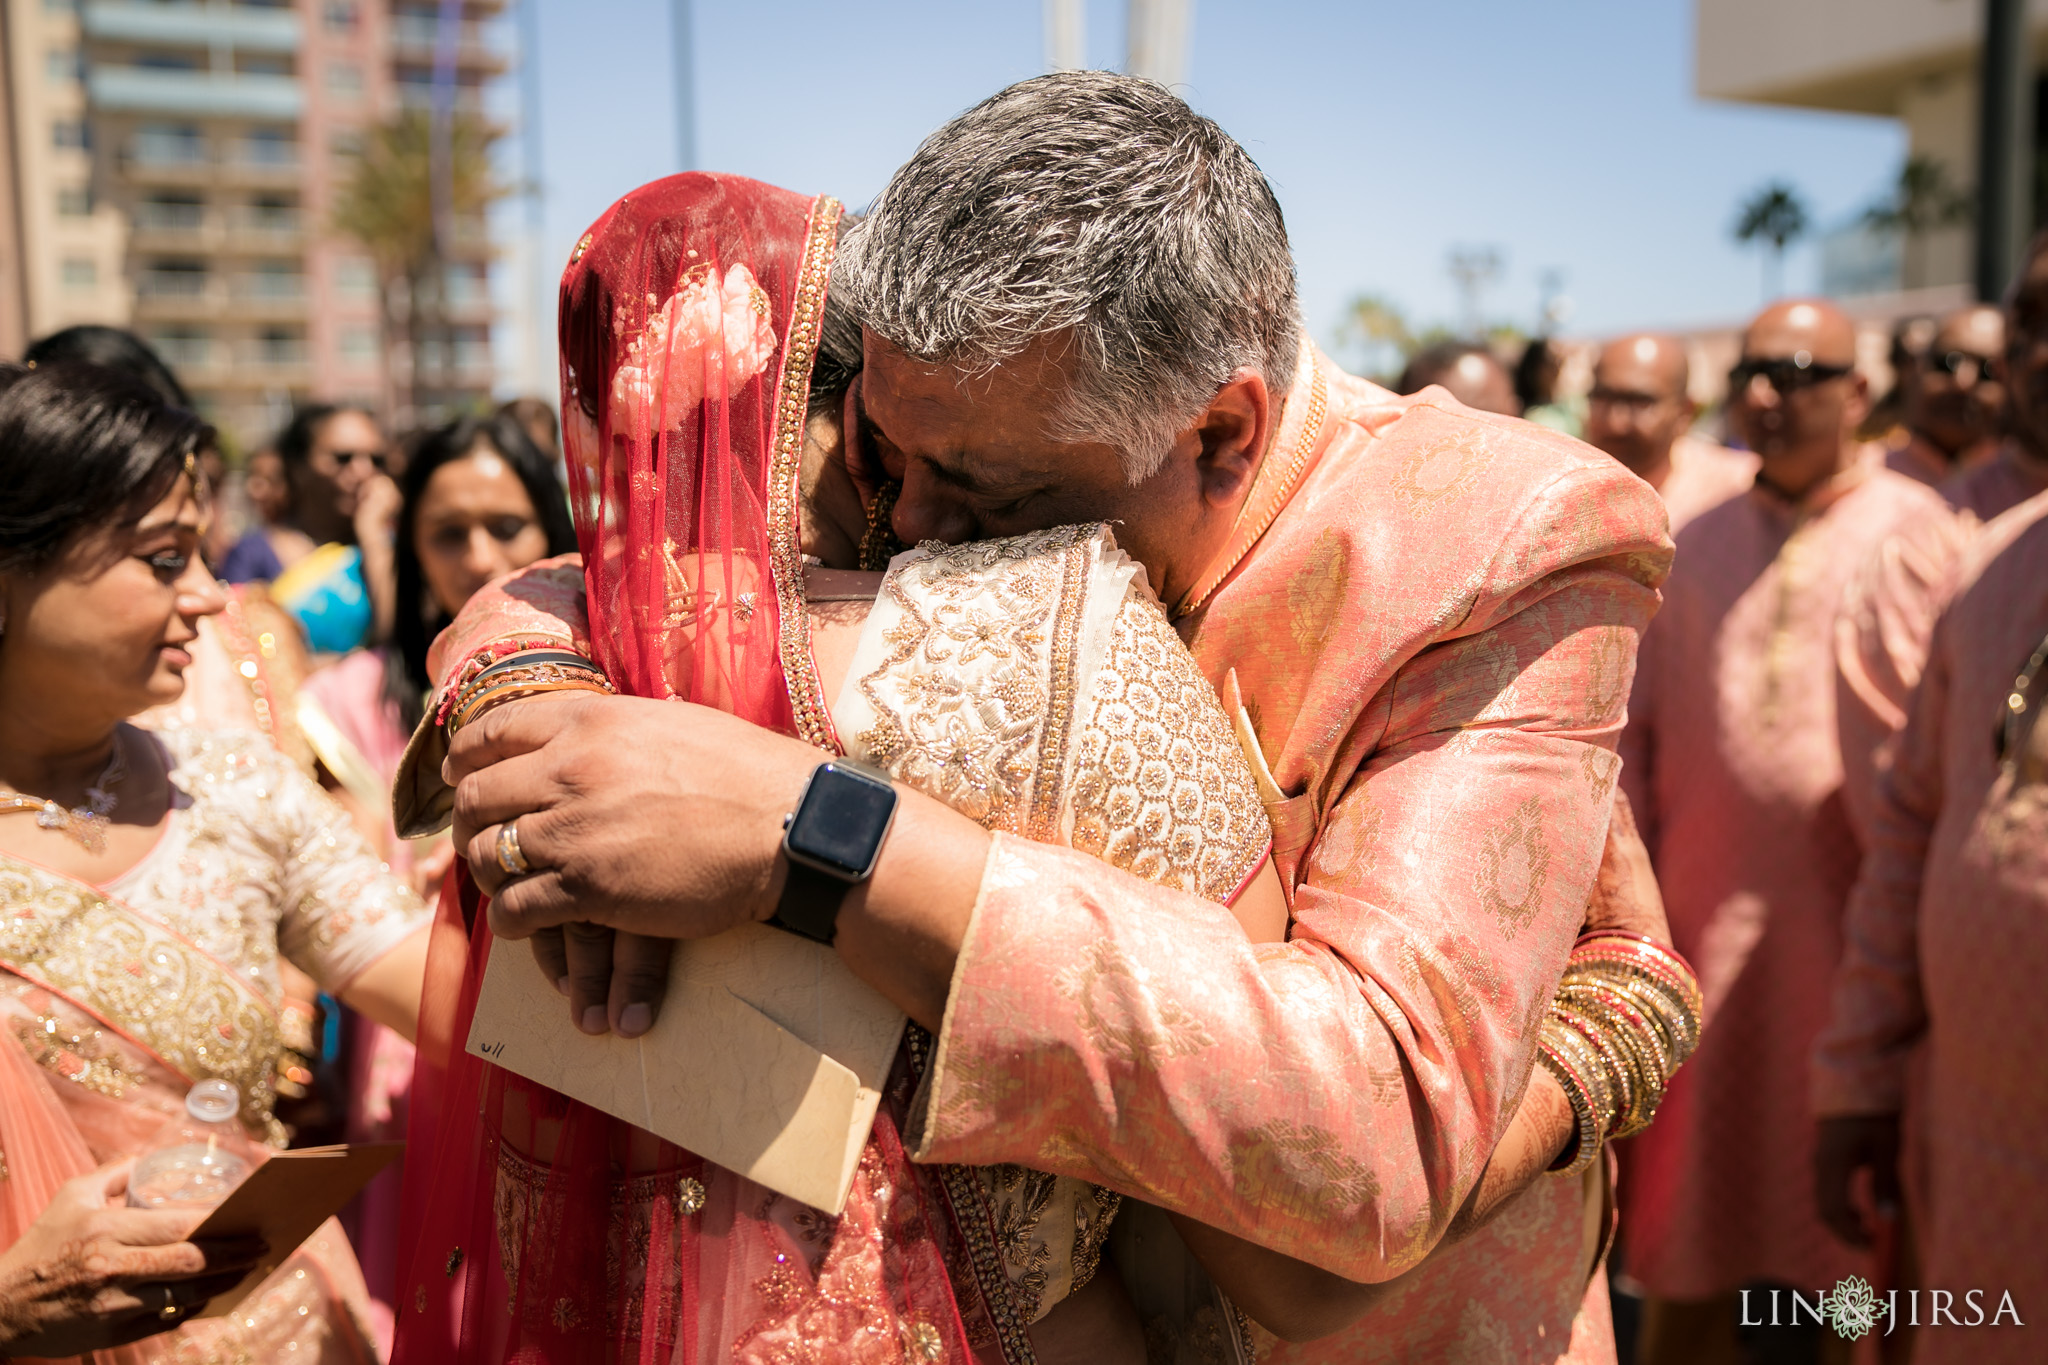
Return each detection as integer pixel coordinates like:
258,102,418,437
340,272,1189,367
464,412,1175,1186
444,650,615,741
1537,931,1703,1176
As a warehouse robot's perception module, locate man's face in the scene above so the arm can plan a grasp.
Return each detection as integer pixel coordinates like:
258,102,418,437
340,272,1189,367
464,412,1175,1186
1431,353,1519,417
1726,306,1865,470
2006,253,2048,459
856,332,1246,607
1907,307,2005,457
300,410,390,520
1584,340,1692,476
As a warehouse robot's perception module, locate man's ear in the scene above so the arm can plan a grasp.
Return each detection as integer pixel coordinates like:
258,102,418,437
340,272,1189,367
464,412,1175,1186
1845,371,1872,430
1191,368,1273,511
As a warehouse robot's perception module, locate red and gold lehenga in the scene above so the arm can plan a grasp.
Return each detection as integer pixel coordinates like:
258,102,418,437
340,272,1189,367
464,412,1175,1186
392,174,1280,1364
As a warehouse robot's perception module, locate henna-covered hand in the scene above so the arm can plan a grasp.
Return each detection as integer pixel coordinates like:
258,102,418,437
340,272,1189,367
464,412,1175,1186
0,1162,263,1356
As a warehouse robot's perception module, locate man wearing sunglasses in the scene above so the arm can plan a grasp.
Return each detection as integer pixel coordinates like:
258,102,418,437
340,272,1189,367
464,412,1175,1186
1583,332,1757,535
1884,303,2006,489
1837,249,2048,848
1616,299,1947,1363
1814,234,2048,1365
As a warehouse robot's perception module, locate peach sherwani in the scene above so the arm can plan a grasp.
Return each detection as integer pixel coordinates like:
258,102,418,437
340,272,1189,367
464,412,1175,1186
910,352,1671,1360
1617,456,1946,1299
1813,491,2048,1364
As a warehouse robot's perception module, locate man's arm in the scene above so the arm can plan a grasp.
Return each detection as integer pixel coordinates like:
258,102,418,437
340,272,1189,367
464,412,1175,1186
452,468,1661,1281
1832,507,1966,845
1812,601,1951,1246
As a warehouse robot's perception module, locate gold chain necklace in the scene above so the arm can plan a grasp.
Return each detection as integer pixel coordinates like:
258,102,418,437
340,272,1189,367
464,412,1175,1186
0,739,128,853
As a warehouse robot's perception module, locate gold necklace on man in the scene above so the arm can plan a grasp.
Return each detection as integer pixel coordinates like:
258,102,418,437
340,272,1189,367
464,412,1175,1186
0,737,128,853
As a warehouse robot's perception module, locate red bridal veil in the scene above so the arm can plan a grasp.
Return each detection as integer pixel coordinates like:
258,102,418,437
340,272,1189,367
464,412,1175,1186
393,174,972,1365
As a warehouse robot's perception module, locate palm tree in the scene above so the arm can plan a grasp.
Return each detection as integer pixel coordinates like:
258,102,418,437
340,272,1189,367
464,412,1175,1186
1863,156,1972,289
332,110,504,425
1338,293,1414,383
1733,181,1810,302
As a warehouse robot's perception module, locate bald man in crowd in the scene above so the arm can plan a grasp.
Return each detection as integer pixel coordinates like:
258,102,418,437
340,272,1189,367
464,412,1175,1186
1837,277,2048,840
1618,299,1947,1364
1584,333,1758,533
1393,339,1520,415
1883,303,2007,488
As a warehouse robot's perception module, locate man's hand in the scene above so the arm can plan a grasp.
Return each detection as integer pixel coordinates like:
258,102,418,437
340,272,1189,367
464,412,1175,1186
448,692,822,1034
0,1162,263,1355
1814,1112,1902,1249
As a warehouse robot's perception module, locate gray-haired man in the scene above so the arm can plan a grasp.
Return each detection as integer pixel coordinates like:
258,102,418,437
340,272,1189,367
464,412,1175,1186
453,73,1670,1358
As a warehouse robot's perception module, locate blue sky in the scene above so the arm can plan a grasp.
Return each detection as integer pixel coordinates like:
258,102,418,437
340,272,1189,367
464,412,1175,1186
515,0,1905,368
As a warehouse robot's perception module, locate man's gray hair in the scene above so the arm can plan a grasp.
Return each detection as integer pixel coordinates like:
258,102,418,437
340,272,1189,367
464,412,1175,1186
832,71,1302,482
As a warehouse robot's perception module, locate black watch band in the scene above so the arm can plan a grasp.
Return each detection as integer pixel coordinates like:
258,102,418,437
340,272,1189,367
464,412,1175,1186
767,760,899,946
770,862,853,944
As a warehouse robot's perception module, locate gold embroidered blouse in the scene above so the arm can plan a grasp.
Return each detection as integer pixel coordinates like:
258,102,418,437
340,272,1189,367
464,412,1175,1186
0,727,427,1133
834,524,1273,1324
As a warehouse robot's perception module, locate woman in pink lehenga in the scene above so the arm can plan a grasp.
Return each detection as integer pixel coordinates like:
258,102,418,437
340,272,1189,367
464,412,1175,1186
0,361,432,1363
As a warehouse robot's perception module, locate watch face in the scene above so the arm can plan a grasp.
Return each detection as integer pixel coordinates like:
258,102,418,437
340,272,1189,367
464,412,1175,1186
788,766,897,878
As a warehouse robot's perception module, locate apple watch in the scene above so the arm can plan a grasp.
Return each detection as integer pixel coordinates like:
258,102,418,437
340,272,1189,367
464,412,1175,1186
769,760,899,943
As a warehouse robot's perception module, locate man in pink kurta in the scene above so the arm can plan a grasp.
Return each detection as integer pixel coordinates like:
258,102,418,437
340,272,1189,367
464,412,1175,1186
450,75,1671,1362
1811,490,2048,1362
1878,304,2005,492
1616,301,1947,1359
1834,438,2048,842
910,351,1666,1362
1582,332,1757,536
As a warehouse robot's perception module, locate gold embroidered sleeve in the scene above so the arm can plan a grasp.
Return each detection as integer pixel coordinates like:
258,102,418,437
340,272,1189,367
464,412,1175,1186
1069,590,1272,903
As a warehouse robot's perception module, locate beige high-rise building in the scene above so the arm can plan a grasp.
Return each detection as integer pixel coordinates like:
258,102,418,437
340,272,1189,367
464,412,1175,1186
1698,0,2048,295
1,0,509,448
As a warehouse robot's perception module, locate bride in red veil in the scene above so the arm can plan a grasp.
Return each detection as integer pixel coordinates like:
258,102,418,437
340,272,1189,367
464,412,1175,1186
391,175,976,1365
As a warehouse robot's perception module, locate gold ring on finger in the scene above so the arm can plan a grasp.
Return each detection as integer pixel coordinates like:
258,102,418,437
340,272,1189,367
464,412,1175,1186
496,820,533,877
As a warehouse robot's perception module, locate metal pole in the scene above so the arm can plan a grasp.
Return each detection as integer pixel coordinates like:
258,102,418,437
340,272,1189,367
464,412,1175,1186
672,0,697,171
1045,0,1084,70
519,0,549,395
1976,0,2032,301
1127,0,1192,87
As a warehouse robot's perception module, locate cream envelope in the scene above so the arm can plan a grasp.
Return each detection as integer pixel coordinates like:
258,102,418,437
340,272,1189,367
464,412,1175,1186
466,923,907,1215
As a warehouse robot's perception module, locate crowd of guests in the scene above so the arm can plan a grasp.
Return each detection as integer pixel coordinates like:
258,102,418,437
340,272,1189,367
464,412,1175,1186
1337,278,2041,1365
0,324,572,1358
2,222,2044,1362
1554,269,2043,1365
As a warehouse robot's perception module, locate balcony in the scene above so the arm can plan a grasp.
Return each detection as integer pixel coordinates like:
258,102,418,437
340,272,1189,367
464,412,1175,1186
82,1,300,52
133,200,205,232
393,83,508,131
132,271,309,322
388,15,507,71
90,66,302,120
227,206,302,249
122,133,211,186
125,204,305,253
136,267,209,299
129,200,208,248
146,332,211,369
